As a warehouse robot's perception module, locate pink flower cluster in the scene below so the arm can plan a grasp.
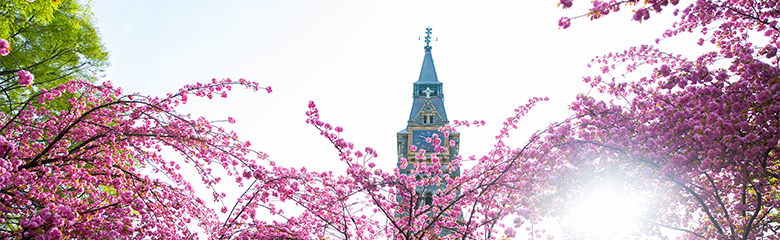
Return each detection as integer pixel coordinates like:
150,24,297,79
0,39,10,56
17,70,34,87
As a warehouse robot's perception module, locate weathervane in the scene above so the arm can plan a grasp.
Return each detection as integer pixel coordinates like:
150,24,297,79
418,27,437,51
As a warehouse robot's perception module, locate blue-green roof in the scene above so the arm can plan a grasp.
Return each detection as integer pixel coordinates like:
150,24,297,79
415,50,439,83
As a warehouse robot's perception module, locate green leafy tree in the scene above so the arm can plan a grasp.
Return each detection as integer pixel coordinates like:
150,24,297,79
0,0,108,111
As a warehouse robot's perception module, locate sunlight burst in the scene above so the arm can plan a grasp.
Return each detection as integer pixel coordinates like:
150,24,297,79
569,188,644,235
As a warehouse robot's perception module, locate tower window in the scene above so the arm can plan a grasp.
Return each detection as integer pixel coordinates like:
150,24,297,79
422,114,434,124
425,193,433,206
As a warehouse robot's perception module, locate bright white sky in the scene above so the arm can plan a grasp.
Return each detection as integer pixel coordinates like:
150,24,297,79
90,1,701,238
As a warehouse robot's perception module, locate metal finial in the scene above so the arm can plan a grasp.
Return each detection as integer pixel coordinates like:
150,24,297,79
424,27,433,51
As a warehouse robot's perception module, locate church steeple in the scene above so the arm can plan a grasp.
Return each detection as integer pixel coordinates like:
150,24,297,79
409,28,447,123
397,26,459,170
395,28,461,237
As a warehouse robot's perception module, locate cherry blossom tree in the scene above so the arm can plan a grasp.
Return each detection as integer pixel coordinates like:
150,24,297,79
498,0,780,239
284,98,546,240
4,0,780,239
0,70,395,239
0,73,279,239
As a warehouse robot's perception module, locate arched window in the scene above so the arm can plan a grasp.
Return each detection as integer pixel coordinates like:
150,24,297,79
425,192,433,206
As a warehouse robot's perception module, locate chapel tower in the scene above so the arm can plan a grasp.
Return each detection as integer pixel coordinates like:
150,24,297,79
396,27,460,213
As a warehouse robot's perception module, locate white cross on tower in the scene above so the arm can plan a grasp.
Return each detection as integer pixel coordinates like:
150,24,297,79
423,87,434,98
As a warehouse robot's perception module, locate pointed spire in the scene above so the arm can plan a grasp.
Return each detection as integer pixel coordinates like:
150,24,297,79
416,50,439,83
416,27,439,83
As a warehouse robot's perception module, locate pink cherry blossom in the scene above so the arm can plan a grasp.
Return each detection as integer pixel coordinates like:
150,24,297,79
559,0,573,8
558,17,571,29
16,70,33,86
659,64,671,77
0,39,10,56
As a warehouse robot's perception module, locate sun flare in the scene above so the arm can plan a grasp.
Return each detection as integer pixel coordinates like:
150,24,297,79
568,188,644,236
